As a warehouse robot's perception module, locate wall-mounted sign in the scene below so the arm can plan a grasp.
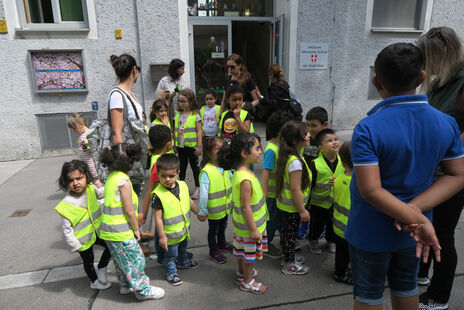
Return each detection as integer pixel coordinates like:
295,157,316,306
300,43,329,70
211,52,224,59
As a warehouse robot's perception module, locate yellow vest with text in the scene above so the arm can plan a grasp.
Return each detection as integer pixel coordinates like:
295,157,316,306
200,163,232,220
154,181,191,245
175,112,198,148
200,105,221,134
263,141,279,198
277,155,312,213
151,120,174,154
311,153,345,209
231,170,268,237
219,109,254,136
54,184,102,251
332,173,351,239
100,171,138,241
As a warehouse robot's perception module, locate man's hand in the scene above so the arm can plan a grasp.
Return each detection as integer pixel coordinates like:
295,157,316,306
410,220,441,263
393,203,421,232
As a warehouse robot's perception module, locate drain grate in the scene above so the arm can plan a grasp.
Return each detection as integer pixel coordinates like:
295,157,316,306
10,209,32,217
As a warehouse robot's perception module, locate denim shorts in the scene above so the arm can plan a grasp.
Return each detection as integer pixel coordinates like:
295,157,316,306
349,244,420,306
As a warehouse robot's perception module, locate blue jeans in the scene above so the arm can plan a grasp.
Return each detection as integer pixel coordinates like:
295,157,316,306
349,244,419,306
266,198,282,242
164,238,189,277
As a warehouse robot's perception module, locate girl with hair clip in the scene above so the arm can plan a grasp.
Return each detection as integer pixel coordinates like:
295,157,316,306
150,99,174,154
99,143,165,301
197,136,233,264
275,121,311,275
218,133,268,294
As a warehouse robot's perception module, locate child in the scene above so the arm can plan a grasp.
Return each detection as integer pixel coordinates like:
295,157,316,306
345,43,464,309
150,99,174,154
99,143,165,301
152,154,200,286
54,160,111,290
197,136,233,264
200,89,221,137
67,113,103,188
218,133,268,294
219,85,254,143
261,111,294,259
275,121,311,275
332,141,352,285
308,128,344,254
175,88,202,199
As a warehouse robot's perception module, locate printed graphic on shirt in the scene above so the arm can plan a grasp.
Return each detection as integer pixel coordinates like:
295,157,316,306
222,117,237,143
204,114,217,129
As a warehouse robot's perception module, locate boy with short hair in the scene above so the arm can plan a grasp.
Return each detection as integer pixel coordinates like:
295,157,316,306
308,128,344,254
153,154,200,286
345,43,464,309
261,111,294,259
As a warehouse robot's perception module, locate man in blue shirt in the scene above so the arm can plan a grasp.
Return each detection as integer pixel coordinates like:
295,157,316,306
345,43,464,309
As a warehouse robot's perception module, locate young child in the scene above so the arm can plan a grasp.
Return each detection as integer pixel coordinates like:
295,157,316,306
150,99,174,154
197,136,233,264
174,88,202,199
345,43,464,309
99,143,165,301
308,128,344,254
152,154,200,286
219,85,254,143
200,89,221,137
218,133,268,294
67,113,103,188
54,160,111,290
261,111,294,259
331,141,352,285
275,121,311,275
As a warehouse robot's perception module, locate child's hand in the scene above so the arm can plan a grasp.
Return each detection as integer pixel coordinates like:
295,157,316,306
138,212,146,226
162,115,169,126
134,229,141,241
250,229,262,242
410,220,441,263
197,214,207,222
194,146,201,157
232,107,241,120
329,177,336,187
159,235,168,251
299,209,310,222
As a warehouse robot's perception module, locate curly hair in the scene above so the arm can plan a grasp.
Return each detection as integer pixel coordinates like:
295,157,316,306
58,160,92,191
99,143,143,174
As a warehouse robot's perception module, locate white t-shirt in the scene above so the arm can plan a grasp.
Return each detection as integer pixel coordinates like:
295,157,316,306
288,159,303,173
108,89,143,120
203,106,218,136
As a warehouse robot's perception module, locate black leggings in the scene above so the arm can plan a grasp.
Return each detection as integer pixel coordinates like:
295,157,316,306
334,234,350,277
178,146,200,187
78,236,112,282
309,204,334,243
208,216,228,255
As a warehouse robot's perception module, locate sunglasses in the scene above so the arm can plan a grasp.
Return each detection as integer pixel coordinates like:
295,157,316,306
227,65,236,69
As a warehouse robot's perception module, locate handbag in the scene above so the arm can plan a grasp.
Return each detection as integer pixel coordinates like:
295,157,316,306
87,87,148,184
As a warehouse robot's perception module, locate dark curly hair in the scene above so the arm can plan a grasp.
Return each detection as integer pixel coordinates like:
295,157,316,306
58,160,92,191
99,143,143,174
218,133,260,170
168,58,185,81
149,125,172,152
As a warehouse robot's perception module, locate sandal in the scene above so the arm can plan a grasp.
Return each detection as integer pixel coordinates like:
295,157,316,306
236,268,258,284
239,278,266,295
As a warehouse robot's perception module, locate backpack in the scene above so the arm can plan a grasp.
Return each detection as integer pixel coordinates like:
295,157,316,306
287,87,303,121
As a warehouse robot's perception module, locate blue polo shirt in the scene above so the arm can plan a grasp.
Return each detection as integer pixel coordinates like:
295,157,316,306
345,94,464,252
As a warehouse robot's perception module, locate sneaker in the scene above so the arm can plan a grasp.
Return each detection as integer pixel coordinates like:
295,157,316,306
95,266,108,284
218,242,234,252
419,294,448,310
281,261,309,275
136,285,165,300
191,187,200,200
120,287,134,295
177,260,199,269
210,251,227,264
263,243,282,259
90,279,112,290
280,255,306,266
333,271,353,285
328,242,336,253
166,273,183,286
310,240,322,255
418,276,430,286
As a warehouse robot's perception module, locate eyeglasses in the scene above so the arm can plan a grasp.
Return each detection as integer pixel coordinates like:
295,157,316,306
227,65,235,69
426,27,447,44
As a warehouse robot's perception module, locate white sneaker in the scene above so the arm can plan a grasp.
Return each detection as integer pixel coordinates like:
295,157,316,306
136,286,165,301
191,187,200,200
90,279,112,290
417,277,430,286
96,266,108,284
120,287,134,295
328,242,336,253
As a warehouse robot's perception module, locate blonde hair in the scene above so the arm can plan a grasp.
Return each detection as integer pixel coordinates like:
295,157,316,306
270,64,285,85
417,26,464,93
67,113,88,129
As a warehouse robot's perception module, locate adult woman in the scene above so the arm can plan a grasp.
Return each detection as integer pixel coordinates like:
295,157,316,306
416,26,464,310
220,54,260,114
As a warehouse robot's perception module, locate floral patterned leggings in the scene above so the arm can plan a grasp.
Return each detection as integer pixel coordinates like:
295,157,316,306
280,211,301,264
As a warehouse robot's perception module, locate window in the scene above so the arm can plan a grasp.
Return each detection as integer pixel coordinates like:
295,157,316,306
188,0,273,17
17,0,89,30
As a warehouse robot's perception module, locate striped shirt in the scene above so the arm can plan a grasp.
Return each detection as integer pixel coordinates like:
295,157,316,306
77,130,98,178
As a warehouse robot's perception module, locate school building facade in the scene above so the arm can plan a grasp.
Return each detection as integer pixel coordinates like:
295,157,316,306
0,0,462,161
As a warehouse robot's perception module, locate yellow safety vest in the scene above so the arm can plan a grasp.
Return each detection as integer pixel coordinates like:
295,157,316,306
310,153,345,209
218,109,254,137
153,181,191,245
277,155,312,213
231,170,268,237
200,163,232,220
200,105,221,133
54,184,102,251
175,112,198,148
332,173,351,239
150,120,174,154
150,154,161,174
100,171,138,241
263,141,279,198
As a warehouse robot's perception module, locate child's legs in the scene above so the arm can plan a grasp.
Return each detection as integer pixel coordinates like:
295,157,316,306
185,146,200,187
176,238,189,266
280,211,300,263
309,205,326,242
78,245,98,282
164,243,179,277
242,261,254,283
94,237,111,269
266,198,282,242
208,219,220,254
236,259,244,275
217,215,228,246
334,234,350,276
324,206,335,243
177,147,189,180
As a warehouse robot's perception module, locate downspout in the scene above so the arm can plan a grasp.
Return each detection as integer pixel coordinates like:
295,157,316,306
329,0,336,128
133,0,145,110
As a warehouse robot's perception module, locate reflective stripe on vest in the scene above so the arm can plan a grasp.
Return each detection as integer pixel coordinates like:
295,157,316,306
277,155,311,213
54,184,102,251
100,171,138,242
219,109,255,137
332,173,351,239
150,154,161,174
154,180,191,245
310,153,345,209
175,112,198,147
231,170,268,237
200,163,232,220
263,141,279,198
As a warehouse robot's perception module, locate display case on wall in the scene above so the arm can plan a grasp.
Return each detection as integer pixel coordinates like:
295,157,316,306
188,0,273,17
